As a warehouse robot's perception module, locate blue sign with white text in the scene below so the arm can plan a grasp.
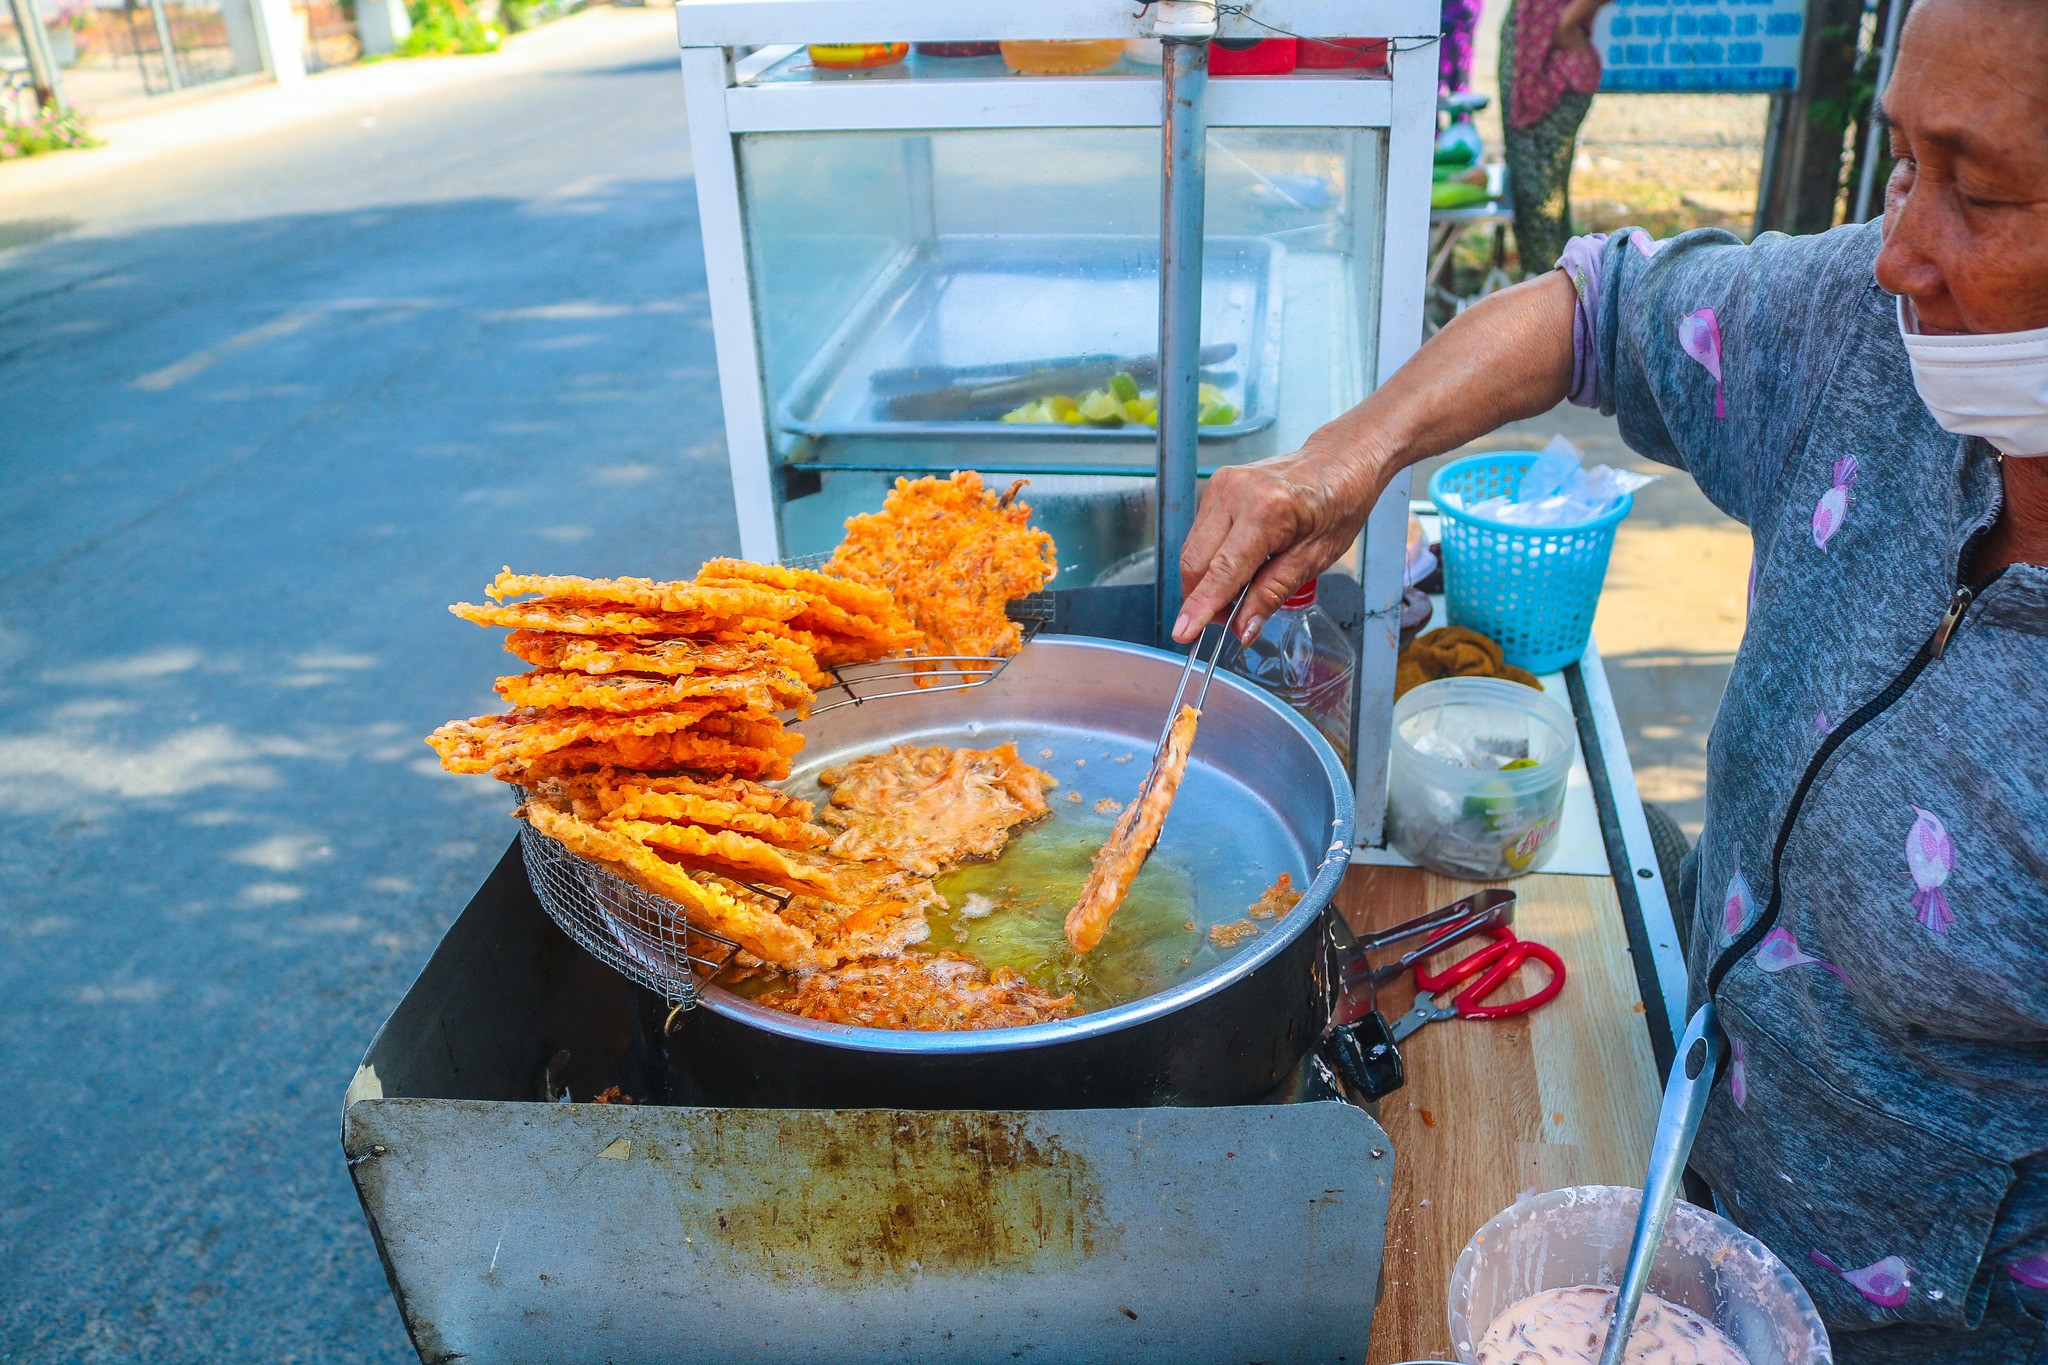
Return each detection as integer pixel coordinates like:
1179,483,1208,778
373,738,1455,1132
1595,0,1803,92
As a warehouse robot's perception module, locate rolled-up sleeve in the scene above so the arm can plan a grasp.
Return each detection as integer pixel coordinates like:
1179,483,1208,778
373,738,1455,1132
1560,222,1880,528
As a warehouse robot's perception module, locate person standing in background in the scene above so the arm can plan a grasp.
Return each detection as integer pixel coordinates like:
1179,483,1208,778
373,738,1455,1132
1440,0,1486,94
1500,0,1610,272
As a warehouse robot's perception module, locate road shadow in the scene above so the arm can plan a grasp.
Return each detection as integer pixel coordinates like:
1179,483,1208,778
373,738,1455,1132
0,179,739,1363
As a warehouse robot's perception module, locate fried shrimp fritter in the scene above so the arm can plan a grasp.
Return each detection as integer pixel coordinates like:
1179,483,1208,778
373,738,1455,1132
696,559,897,617
519,799,816,968
542,767,812,819
427,702,740,774
600,790,826,848
495,668,810,716
617,821,850,901
1247,873,1302,920
453,600,791,639
485,569,805,622
696,559,918,663
1065,704,1201,954
816,742,1054,875
504,629,825,688
826,471,1057,662
492,730,798,783
755,953,1074,1031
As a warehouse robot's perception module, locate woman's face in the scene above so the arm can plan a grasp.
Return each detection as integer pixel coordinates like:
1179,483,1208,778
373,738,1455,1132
1873,0,2048,335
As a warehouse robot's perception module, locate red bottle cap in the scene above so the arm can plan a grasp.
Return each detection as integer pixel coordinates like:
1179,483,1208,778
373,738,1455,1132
1283,581,1318,610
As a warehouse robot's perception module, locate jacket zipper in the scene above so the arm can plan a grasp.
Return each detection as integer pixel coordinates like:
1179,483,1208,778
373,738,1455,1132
1704,566,1999,999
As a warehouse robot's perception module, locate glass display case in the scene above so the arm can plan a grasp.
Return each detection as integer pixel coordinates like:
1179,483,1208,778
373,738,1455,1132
677,0,1441,839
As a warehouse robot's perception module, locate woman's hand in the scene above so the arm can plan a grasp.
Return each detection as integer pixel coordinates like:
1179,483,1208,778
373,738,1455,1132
1167,271,1585,645
1172,439,1392,643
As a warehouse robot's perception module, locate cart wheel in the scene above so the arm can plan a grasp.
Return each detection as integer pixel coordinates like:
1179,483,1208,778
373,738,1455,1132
1638,802,1687,908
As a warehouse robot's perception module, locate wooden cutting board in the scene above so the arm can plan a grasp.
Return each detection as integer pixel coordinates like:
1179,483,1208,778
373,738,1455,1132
1345,864,1662,1364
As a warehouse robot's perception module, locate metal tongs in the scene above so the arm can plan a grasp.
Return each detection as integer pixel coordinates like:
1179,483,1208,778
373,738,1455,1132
1127,585,1250,814
1327,888,1518,1027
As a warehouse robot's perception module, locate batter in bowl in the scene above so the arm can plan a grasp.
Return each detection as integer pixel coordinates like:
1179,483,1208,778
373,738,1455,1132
1475,1284,1750,1365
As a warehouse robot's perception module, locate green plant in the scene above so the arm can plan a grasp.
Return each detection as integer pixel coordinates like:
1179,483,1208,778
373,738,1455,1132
0,107,101,161
501,0,573,32
395,0,499,55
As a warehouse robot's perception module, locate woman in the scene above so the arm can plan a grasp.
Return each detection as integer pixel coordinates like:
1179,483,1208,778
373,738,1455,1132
1501,0,1610,273
1174,0,2048,1359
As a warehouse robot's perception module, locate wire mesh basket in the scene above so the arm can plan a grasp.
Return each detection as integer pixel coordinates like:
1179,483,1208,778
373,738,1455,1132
519,818,741,1011
518,564,1056,1010
781,550,1056,716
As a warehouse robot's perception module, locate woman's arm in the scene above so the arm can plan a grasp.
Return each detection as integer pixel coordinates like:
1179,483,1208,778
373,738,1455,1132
1173,269,1580,642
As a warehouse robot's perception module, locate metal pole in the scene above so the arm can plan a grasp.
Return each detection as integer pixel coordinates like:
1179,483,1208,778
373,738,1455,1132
7,0,69,112
1154,33,1209,647
1851,0,1907,223
146,0,182,90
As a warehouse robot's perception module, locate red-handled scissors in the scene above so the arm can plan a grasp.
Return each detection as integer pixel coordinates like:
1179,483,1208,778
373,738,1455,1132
1388,926,1566,1042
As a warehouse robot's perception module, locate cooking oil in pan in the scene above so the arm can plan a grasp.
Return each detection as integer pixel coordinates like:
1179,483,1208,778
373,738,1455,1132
930,810,1205,1015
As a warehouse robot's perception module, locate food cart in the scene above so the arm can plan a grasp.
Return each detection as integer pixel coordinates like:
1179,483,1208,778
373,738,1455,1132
343,2,1694,1360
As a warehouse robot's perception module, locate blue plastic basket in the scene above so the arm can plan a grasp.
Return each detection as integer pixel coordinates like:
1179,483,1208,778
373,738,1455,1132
1427,451,1631,675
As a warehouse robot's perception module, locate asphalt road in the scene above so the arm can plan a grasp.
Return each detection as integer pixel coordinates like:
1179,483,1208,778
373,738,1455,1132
0,13,728,1360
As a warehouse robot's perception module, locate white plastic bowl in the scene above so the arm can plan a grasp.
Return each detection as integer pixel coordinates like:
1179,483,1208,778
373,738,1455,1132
1386,677,1575,879
1447,1185,1831,1364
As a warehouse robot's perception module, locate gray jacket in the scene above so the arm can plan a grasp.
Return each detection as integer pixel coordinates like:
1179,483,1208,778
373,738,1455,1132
1573,220,2048,1363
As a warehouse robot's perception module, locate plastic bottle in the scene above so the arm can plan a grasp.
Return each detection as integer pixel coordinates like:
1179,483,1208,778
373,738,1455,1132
1229,579,1357,766
999,38,1123,74
807,42,909,69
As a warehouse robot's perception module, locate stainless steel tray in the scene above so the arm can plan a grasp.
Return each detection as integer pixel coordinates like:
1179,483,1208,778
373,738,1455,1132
774,234,1284,442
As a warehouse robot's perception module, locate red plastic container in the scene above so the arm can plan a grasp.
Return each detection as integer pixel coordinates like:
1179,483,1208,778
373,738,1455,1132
1296,37,1390,71
1209,37,1297,75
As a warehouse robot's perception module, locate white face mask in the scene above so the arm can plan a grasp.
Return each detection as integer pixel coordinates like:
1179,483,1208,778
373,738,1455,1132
1897,298,2048,458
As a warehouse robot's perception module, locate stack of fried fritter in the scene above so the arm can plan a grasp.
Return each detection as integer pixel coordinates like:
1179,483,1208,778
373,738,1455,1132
426,563,919,969
423,475,1065,1008
430,565,912,783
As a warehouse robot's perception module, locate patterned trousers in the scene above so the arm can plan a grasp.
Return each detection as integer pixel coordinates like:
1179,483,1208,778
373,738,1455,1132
1499,3,1594,276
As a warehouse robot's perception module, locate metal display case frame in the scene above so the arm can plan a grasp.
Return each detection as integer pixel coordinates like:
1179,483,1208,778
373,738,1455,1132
676,0,1442,842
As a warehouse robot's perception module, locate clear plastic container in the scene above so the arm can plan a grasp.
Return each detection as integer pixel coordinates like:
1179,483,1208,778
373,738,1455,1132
1448,1186,1831,1365
999,38,1124,74
807,42,909,69
1385,676,1573,879
1122,36,1163,65
1229,580,1355,767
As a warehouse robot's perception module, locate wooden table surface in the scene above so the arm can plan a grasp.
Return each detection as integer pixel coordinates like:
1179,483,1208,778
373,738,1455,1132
1344,863,1663,1364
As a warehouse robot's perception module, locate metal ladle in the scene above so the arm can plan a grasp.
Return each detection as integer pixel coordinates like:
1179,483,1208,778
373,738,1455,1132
1596,1003,1727,1365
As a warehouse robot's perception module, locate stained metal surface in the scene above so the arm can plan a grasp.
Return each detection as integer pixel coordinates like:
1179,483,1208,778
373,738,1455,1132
773,234,1283,442
346,837,1394,1363
347,1097,1391,1364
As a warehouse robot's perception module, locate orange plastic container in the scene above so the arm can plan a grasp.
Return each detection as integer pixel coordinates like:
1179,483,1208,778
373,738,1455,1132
807,42,909,69
998,38,1123,74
